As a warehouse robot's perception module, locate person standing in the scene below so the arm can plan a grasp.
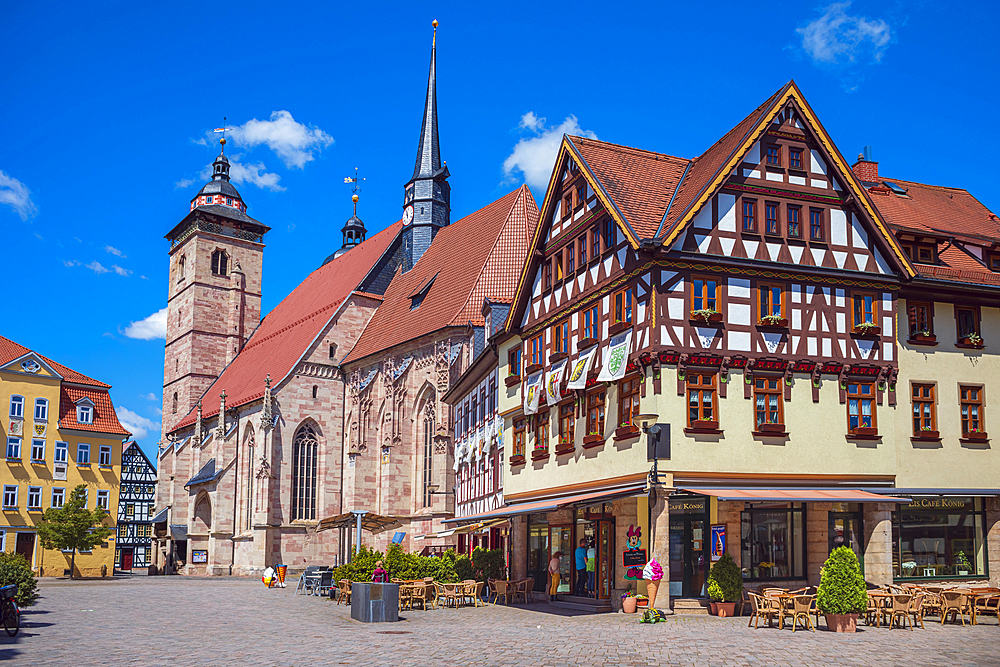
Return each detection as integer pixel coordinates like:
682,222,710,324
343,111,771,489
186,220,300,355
371,560,389,583
586,540,597,597
575,538,588,597
548,551,562,601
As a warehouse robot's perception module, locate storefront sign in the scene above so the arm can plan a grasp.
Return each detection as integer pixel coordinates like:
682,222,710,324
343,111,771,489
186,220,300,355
623,524,644,580
908,497,973,511
710,525,726,562
623,548,647,568
192,550,208,564
669,498,706,513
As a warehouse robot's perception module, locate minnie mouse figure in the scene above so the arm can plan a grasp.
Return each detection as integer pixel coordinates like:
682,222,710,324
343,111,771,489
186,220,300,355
625,525,644,579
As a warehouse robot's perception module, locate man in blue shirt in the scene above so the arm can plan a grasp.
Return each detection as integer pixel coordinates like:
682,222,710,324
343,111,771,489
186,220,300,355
574,539,588,596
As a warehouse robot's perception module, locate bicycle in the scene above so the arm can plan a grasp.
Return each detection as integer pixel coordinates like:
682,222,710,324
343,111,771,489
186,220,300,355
0,584,20,637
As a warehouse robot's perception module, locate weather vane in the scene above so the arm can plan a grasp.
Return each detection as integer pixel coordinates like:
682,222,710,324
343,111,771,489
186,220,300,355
344,167,365,194
213,116,229,153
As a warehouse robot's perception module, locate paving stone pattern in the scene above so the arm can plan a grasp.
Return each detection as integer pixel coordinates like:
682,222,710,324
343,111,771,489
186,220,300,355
3,577,998,666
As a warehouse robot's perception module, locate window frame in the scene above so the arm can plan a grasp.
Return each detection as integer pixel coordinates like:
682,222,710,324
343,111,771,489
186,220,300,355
789,147,803,170
758,284,784,322
960,385,984,436
30,439,45,462
765,145,781,167
686,372,718,427
54,441,68,463
552,319,569,355
512,418,526,458
94,490,107,510
742,198,757,233
34,398,48,421
211,249,229,276
51,487,65,508
582,303,600,340
99,445,112,467
587,389,606,437
77,404,93,424
847,381,877,434
578,235,587,268
2,485,17,510
618,376,641,432
764,201,780,236
508,347,522,377
27,486,41,511
907,301,934,336
591,227,601,260
529,335,542,367
955,305,981,341
9,395,24,419
787,205,801,239
754,376,784,429
809,208,825,241
543,261,552,291
6,437,20,460
534,411,550,452
741,503,807,581
691,276,720,314
558,402,575,448
911,383,936,435
554,251,564,285
852,292,878,327
77,442,91,465
602,219,614,254
612,287,634,327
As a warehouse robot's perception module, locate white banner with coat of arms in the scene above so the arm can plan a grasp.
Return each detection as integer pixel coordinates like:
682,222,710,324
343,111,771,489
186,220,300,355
545,359,567,404
566,344,598,390
597,331,632,382
523,372,543,415
8,421,22,436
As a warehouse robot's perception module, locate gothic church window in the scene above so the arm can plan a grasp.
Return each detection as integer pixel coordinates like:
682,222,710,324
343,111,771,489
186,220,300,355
422,407,434,508
172,392,178,414
211,250,229,276
291,423,318,521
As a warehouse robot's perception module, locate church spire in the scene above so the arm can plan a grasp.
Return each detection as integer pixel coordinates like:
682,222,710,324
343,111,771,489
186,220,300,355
412,20,441,181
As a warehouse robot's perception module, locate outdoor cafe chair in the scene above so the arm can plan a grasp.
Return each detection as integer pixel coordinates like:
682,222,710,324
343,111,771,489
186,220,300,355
512,579,531,604
788,595,815,632
492,580,510,606
888,594,913,629
398,584,413,612
408,582,429,611
973,588,1000,618
312,570,333,596
747,592,779,629
940,591,971,626
336,579,352,605
296,565,323,595
908,593,926,629
459,580,477,607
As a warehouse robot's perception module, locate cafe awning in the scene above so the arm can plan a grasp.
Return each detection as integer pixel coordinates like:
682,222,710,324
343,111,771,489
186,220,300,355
316,512,402,534
414,529,457,540
443,483,647,524
681,488,910,503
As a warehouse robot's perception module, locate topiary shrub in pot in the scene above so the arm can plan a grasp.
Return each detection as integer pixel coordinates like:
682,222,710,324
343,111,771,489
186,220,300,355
817,546,867,632
706,553,743,617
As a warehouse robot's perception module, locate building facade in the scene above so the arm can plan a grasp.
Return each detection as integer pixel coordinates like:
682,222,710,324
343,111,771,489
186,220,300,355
115,441,157,572
1,335,129,577
448,82,1000,610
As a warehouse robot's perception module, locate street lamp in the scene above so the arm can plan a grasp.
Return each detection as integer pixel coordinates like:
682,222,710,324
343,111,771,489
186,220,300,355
426,484,455,495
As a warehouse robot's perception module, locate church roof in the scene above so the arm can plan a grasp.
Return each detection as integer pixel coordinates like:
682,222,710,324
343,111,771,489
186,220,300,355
173,219,404,429
343,185,538,365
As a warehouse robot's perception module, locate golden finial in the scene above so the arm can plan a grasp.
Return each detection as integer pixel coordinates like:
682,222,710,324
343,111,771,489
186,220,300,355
352,194,359,203
432,19,438,48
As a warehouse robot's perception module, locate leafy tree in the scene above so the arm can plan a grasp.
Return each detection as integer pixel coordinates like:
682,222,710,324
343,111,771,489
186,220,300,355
35,485,114,579
0,552,38,606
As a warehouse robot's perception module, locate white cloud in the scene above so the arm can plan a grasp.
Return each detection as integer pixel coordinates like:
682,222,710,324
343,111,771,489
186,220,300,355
0,170,38,220
105,245,126,258
229,158,284,192
111,264,132,277
116,406,161,442
102,332,114,339
174,177,198,189
123,307,167,340
797,2,892,65
64,260,81,268
228,110,334,169
142,392,158,401
502,114,597,190
86,260,109,274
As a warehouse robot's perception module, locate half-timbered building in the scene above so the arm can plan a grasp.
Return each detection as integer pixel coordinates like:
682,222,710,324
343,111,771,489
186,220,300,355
116,441,156,572
446,81,1000,612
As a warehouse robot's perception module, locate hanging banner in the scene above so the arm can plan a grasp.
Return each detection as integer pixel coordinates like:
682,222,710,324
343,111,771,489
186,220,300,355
545,360,567,404
523,372,543,415
597,331,632,382
8,421,22,436
566,344,598,390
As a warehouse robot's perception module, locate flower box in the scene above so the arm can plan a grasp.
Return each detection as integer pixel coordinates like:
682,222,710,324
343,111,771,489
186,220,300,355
851,324,881,337
908,332,937,345
914,429,940,439
582,433,603,448
525,363,543,374
508,454,526,465
578,337,598,350
690,310,723,324
504,374,521,387
549,351,568,363
530,448,550,461
757,422,785,433
614,425,639,440
607,321,632,336
958,336,985,349
851,426,878,437
555,439,575,455
757,318,788,328
963,431,988,441
691,420,719,430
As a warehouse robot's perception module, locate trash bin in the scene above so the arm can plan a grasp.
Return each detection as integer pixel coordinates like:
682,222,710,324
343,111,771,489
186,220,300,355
351,583,399,623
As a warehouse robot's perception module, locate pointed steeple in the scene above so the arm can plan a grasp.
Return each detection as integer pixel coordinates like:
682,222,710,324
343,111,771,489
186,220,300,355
412,20,441,181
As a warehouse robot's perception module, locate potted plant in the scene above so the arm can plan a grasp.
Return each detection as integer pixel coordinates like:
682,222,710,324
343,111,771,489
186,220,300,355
955,551,972,576
706,553,742,617
621,585,637,614
852,321,880,336
965,427,988,441
816,546,867,632
583,430,603,447
642,558,663,609
758,314,788,327
634,593,649,608
960,333,984,348
690,309,722,323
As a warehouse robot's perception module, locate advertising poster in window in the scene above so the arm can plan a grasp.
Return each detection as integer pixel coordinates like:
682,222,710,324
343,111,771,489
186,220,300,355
192,550,208,564
710,524,726,562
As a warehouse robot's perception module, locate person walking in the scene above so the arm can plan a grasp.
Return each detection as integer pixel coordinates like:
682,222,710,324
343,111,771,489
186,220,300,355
574,538,589,597
548,551,562,601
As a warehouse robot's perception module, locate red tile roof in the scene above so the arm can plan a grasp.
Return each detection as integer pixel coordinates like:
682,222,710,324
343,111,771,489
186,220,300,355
60,384,131,436
570,136,689,240
343,186,538,365
174,221,403,429
0,335,110,388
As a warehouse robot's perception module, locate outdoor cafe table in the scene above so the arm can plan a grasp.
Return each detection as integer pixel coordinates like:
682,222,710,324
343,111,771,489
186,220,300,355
867,591,895,627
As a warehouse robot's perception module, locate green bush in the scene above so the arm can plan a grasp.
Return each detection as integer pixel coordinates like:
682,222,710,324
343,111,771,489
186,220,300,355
331,545,493,584
706,553,743,602
816,546,867,615
0,551,38,607
471,547,505,581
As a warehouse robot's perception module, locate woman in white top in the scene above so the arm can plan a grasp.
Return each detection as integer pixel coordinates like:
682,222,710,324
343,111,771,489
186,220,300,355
548,551,562,600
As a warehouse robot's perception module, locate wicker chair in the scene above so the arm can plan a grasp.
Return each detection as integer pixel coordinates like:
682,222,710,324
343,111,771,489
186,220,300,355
908,593,926,629
409,582,429,611
512,579,531,604
336,579,352,605
888,594,912,629
788,595,815,632
493,580,510,605
747,592,781,629
940,591,970,626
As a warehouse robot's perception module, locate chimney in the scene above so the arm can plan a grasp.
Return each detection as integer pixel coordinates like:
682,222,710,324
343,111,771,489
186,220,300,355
851,146,878,183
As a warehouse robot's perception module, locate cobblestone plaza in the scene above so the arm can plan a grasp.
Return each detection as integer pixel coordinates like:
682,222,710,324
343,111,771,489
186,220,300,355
2,577,997,666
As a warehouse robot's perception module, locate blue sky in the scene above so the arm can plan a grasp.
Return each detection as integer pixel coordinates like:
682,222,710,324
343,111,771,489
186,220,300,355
1,1,997,461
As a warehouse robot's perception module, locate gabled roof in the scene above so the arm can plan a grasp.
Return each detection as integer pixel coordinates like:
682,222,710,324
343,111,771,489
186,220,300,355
871,178,1000,241
173,220,403,430
0,335,110,387
342,186,538,365
59,384,131,436
122,441,157,475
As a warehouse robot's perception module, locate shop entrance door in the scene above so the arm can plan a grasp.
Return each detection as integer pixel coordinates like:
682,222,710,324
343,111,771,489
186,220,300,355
550,525,573,594
15,533,34,564
668,497,709,598
528,524,549,592
829,512,864,572
597,520,614,600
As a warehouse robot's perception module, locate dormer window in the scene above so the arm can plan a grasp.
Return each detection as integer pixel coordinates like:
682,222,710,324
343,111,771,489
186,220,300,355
77,405,93,424
211,250,229,276
991,255,1000,272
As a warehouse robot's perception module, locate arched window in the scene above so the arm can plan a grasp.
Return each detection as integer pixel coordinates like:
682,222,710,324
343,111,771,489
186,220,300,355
243,426,255,532
422,405,435,508
34,398,48,421
178,255,186,280
211,250,229,276
312,386,318,399
291,423,318,521
172,392,178,414
194,493,212,532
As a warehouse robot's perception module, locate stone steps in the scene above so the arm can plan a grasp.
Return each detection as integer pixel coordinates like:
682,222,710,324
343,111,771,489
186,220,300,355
671,597,711,614
550,594,614,613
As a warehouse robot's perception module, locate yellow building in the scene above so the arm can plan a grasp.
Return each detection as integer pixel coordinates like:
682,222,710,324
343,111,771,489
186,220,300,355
1,335,129,577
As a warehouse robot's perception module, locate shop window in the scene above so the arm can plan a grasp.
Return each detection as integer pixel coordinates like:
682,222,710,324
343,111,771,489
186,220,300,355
891,497,987,579
852,293,877,327
534,412,549,452
691,277,719,314
741,503,805,581
809,208,824,241
587,390,606,437
911,384,936,435
582,304,599,340
513,419,526,459
529,335,542,367
552,319,569,355
558,403,575,448
787,206,801,239
612,287,633,326
955,306,980,340
907,301,933,336
764,202,779,235
758,284,783,322
687,373,717,427
847,382,876,434
618,376,640,431
508,347,522,377
754,377,783,429
960,386,984,436
742,199,757,232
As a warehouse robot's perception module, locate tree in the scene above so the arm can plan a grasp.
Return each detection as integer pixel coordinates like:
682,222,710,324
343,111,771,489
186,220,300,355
35,485,114,579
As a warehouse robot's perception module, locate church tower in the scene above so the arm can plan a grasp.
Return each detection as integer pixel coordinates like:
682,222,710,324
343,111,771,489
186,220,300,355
161,136,270,438
401,20,450,272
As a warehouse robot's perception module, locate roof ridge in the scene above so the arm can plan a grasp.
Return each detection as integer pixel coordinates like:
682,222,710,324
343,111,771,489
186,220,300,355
690,83,789,166
569,135,691,164
878,176,972,194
